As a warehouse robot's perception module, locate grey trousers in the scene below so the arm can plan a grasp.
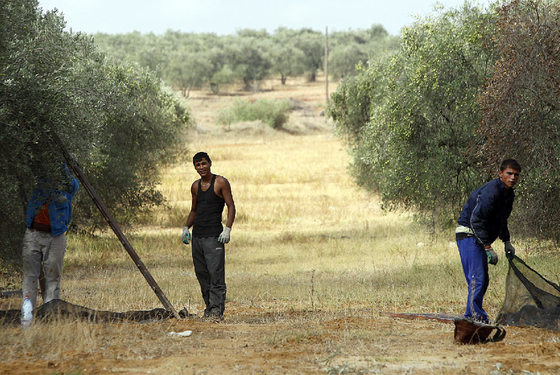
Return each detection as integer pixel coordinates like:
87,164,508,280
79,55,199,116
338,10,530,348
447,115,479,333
22,228,66,309
191,237,226,314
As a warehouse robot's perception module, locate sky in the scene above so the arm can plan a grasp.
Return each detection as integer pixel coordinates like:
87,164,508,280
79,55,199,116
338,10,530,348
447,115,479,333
38,0,493,36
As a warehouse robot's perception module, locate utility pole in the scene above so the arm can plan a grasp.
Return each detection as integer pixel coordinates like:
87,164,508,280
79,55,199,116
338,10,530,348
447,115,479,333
325,26,329,105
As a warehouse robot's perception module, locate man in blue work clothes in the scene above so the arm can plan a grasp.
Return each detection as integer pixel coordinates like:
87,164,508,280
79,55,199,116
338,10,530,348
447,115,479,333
22,163,79,325
456,159,521,323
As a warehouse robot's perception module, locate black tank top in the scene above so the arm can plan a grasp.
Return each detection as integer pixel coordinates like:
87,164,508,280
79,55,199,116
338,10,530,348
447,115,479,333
193,174,225,237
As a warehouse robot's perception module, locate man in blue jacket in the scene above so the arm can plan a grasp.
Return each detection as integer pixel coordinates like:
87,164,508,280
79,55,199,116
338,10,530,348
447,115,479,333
456,159,521,323
22,164,79,323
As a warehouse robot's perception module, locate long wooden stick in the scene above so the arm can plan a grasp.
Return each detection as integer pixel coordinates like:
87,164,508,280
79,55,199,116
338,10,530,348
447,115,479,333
50,131,180,319
381,312,461,323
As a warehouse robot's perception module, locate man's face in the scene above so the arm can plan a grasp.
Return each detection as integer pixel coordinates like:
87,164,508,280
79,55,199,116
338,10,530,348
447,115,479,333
194,158,211,177
499,167,520,189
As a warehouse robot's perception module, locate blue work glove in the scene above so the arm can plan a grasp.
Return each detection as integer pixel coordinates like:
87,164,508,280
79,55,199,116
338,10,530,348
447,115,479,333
505,241,515,259
486,247,498,265
182,227,191,245
218,227,231,244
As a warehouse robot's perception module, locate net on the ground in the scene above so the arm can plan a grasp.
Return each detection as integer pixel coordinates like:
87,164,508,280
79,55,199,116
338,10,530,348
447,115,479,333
496,255,560,331
0,299,190,325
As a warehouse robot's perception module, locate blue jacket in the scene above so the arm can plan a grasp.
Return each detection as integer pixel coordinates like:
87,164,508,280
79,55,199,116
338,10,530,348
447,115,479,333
457,178,515,246
25,166,79,237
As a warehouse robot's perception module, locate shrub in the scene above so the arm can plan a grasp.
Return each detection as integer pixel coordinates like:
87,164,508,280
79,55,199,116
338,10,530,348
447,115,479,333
218,99,292,129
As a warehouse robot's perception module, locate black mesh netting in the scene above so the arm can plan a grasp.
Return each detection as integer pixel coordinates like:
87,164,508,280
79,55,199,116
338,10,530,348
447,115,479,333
496,255,560,331
0,299,190,325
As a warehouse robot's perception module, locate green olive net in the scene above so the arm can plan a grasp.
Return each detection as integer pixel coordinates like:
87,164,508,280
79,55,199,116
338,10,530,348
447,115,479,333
0,299,189,325
496,256,560,331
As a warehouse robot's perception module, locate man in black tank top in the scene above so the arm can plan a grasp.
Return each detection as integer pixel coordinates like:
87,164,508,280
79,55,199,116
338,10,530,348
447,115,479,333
182,152,236,320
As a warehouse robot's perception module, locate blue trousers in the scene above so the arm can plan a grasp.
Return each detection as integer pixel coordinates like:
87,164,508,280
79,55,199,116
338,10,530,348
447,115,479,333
457,236,489,323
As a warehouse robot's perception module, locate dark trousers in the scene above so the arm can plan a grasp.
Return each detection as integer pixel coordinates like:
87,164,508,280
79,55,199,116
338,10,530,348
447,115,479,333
457,236,490,323
192,237,226,314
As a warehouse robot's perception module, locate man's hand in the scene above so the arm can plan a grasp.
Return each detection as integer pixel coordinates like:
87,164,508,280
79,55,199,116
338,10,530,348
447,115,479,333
505,241,515,259
218,227,231,244
182,227,191,245
486,247,498,265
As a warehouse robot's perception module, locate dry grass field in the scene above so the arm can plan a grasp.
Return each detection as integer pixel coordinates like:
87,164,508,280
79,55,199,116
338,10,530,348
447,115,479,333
2,76,560,374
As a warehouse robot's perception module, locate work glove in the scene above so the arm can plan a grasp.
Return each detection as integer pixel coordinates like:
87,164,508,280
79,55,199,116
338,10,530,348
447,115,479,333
486,247,498,265
218,227,231,244
504,241,515,259
182,227,191,245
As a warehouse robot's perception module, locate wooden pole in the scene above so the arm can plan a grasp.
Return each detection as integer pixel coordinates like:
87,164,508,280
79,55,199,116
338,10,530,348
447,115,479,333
49,130,180,319
325,26,329,105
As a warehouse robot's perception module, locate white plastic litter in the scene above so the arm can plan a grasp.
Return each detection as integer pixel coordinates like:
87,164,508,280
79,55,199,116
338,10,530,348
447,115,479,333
168,330,193,337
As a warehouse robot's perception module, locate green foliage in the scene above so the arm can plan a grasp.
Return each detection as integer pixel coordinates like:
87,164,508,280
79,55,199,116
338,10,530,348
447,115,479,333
0,0,191,269
269,28,325,83
210,65,236,94
479,0,560,241
329,2,497,225
165,50,214,97
227,34,273,90
331,0,560,244
270,28,308,85
292,29,325,82
218,99,292,129
70,63,191,229
328,43,369,79
328,25,400,79
329,64,384,143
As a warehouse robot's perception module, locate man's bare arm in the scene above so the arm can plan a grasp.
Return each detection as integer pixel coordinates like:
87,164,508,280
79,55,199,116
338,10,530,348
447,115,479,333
217,176,236,228
185,180,199,228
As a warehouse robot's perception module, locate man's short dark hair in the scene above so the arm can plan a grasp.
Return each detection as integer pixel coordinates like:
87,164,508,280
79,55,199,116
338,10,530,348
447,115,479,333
500,159,521,172
193,152,211,165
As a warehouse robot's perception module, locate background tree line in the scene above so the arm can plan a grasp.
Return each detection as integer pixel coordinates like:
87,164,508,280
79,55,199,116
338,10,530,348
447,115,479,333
92,25,399,95
1,0,191,269
329,0,560,244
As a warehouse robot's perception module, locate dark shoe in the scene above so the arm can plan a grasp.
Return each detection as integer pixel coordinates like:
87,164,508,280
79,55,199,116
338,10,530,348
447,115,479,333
208,307,223,321
454,318,506,344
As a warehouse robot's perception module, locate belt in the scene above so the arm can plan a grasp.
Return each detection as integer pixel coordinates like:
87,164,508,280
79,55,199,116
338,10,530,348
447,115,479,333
455,225,474,234
455,225,475,241
31,222,51,233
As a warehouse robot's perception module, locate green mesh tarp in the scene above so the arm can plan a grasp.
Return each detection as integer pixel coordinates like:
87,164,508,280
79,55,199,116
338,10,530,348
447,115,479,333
0,299,190,325
496,256,560,331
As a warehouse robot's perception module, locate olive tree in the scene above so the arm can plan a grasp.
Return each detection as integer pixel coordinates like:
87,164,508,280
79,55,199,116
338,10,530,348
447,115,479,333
0,0,191,269
291,29,324,82
328,43,369,79
270,28,307,85
227,32,272,90
166,50,214,97
479,0,560,241
329,3,497,226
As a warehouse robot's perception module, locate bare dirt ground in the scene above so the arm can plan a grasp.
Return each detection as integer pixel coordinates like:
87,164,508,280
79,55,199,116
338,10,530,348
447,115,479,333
2,300,560,374
2,77,560,374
